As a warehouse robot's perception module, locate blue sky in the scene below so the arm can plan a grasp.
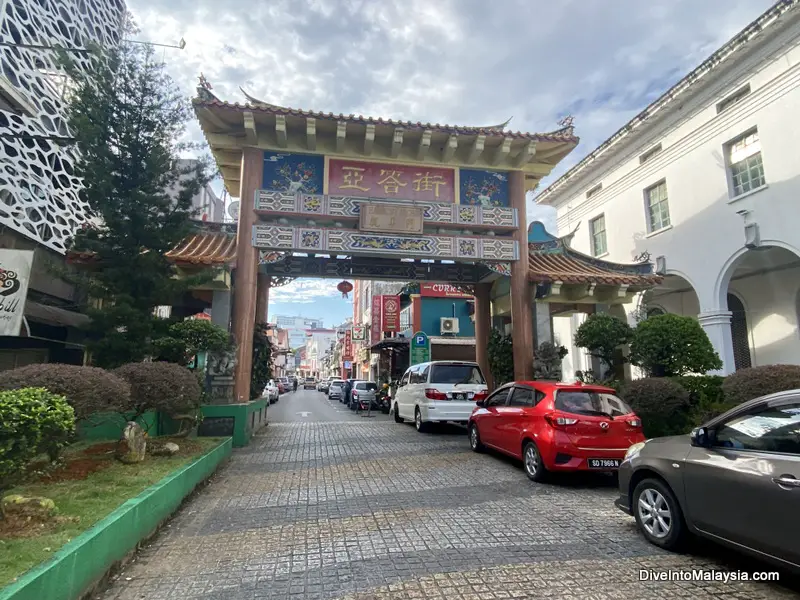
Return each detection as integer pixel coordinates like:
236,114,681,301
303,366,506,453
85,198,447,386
129,0,774,326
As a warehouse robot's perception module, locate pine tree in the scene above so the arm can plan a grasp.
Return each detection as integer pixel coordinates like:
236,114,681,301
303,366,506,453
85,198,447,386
62,30,212,368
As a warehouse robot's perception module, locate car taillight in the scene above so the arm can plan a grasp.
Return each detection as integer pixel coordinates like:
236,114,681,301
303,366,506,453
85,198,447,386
473,391,488,401
627,418,641,427
425,388,447,400
544,413,578,427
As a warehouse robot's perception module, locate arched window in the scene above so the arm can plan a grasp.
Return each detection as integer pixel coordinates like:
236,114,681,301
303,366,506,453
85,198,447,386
727,293,751,370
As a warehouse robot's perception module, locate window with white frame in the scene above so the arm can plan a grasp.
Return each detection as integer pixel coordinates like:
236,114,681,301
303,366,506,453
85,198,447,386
645,181,670,232
727,130,765,197
589,214,607,256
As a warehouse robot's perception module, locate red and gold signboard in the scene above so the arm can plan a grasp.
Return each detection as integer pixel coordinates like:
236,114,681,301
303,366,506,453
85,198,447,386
371,294,382,344
328,158,455,203
381,295,401,332
343,329,353,360
420,283,473,298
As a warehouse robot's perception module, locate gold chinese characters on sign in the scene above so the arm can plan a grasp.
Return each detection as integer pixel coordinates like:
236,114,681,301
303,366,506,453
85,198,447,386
359,203,424,235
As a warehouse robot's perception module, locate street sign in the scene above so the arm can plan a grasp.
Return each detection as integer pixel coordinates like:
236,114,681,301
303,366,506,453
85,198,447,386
410,331,430,365
352,324,367,341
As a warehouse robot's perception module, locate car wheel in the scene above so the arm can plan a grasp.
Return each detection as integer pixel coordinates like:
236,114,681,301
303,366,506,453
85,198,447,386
522,441,547,482
414,407,428,433
394,403,404,423
632,478,686,551
468,423,483,452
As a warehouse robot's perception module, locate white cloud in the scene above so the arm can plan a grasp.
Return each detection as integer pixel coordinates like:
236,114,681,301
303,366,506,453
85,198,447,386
128,0,774,236
269,278,353,305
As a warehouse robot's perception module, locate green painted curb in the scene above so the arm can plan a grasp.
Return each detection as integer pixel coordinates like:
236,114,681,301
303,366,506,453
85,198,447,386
0,438,233,600
200,398,268,447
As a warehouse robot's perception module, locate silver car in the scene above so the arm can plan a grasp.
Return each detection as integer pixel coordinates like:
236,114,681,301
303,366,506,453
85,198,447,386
328,380,345,400
615,389,800,572
351,381,378,409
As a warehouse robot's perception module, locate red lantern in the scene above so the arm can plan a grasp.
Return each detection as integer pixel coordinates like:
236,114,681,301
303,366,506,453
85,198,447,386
336,280,353,299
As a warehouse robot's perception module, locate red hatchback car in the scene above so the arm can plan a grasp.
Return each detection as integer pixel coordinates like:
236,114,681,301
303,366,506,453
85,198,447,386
467,381,645,482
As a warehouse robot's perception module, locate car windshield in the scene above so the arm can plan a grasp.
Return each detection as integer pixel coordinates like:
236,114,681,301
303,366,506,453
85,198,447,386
430,364,485,385
356,382,377,391
555,390,633,417
305,378,314,381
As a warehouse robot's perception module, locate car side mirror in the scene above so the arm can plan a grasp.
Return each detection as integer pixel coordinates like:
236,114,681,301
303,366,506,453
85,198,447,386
691,426,711,447
475,399,486,408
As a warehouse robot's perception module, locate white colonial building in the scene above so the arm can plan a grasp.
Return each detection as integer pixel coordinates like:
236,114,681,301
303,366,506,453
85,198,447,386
535,0,800,377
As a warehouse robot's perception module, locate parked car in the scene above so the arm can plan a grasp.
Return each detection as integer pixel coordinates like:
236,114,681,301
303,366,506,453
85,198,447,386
317,380,329,393
615,389,800,571
393,361,488,432
328,380,345,400
303,376,316,390
468,381,644,482
278,377,290,393
350,381,378,410
264,380,279,404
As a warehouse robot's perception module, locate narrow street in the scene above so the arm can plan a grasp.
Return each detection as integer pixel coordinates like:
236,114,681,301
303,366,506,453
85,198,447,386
100,390,797,599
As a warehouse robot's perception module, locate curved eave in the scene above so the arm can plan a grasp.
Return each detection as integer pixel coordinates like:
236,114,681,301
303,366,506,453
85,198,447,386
528,246,662,288
193,97,579,197
164,232,237,268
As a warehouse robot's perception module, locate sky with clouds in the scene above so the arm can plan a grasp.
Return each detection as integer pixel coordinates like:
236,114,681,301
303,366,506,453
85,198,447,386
127,0,774,326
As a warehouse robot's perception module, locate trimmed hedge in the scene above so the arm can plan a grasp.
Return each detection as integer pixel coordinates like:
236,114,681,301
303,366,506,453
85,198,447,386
0,388,75,489
0,364,130,421
721,364,800,407
114,362,202,418
619,377,691,438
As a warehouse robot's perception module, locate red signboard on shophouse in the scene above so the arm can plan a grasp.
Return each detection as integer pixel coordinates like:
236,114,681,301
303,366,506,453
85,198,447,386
420,283,473,298
381,295,401,332
371,294,382,344
343,329,353,360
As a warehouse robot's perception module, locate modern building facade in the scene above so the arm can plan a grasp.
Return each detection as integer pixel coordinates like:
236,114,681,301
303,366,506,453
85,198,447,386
0,0,126,369
535,0,800,376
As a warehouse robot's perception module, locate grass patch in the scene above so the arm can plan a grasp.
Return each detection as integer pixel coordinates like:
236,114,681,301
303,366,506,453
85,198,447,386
0,437,224,588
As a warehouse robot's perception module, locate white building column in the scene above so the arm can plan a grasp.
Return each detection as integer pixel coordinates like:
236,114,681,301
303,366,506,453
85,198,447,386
697,310,736,375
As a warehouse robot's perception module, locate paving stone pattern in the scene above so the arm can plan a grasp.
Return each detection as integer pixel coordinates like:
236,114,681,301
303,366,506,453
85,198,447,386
100,417,797,599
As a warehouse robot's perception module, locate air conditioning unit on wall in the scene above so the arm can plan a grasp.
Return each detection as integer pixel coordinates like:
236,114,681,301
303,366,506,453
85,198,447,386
440,317,460,335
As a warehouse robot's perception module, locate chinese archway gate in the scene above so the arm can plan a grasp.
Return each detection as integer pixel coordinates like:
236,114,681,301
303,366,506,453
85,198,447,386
193,83,579,401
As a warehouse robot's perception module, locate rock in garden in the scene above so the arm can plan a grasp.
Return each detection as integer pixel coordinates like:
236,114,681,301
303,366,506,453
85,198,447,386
1,495,56,519
151,442,180,456
116,421,146,464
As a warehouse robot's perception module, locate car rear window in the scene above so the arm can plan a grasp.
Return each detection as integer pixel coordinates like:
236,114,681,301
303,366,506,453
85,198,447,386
331,381,344,387
356,382,377,391
429,364,485,385
555,390,633,418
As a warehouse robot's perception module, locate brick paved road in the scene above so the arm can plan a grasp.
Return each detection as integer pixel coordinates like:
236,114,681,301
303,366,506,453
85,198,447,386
100,390,798,599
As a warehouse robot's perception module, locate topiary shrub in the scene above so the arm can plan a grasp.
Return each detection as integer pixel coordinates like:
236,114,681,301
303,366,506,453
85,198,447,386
619,377,691,438
672,374,730,425
488,329,514,386
152,319,233,366
114,362,202,424
630,313,722,377
0,364,130,421
0,388,75,491
574,313,633,376
721,364,800,408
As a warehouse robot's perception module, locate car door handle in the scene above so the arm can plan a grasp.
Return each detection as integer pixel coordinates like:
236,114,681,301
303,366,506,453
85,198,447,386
772,476,800,488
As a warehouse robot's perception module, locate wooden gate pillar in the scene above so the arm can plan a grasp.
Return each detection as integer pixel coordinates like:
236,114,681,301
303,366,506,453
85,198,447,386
232,148,262,403
474,282,494,390
509,170,535,381
256,273,270,324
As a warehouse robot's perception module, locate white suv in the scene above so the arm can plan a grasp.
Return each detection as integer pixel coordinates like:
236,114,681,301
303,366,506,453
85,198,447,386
393,361,488,432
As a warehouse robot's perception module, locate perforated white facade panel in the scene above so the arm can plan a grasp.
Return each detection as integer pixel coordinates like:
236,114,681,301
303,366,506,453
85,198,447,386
0,0,125,253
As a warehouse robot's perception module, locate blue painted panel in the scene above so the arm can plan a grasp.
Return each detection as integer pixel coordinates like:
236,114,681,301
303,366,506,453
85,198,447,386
420,298,475,337
459,168,510,207
262,151,324,194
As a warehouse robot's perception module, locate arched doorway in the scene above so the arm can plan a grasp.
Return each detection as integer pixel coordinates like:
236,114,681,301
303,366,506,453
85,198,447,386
716,245,800,368
726,293,751,370
639,273,700,320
